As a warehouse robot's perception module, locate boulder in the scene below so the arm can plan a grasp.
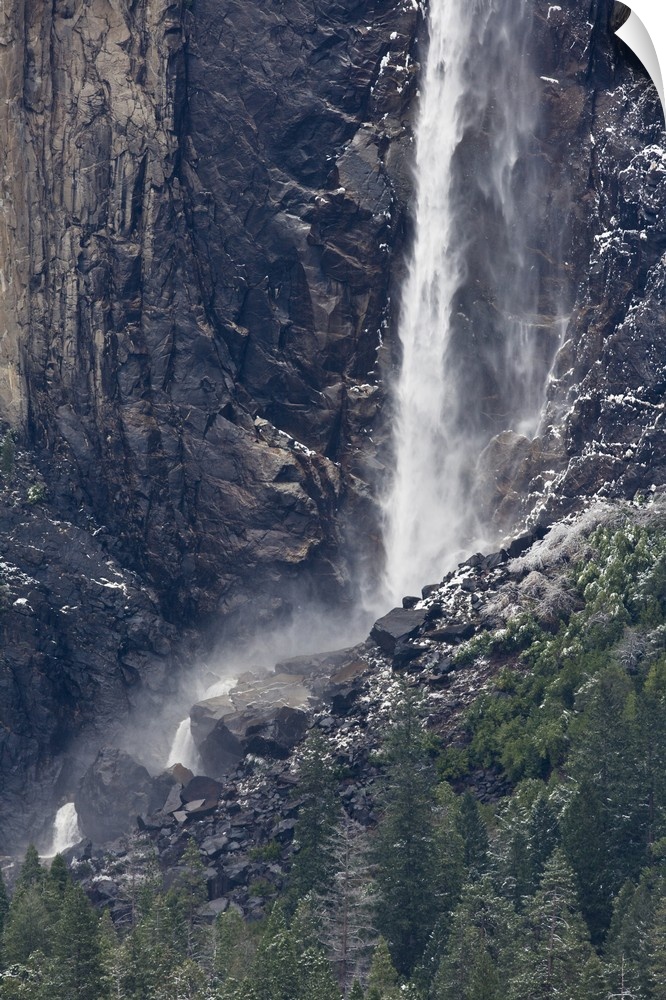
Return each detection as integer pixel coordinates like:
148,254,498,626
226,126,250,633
180,776,223,807
392,640,427,668
195,719,244,778
370,608,427,655
75,747,166,844
427,622,475,642
324,659,367,714
241,706,308,759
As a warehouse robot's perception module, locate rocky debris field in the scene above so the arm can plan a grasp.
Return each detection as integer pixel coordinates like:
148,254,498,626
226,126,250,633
61,515,595,922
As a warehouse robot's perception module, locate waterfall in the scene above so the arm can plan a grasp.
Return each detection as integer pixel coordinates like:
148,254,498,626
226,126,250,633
382,0,561,602
46,802,81,856
167,717,201,773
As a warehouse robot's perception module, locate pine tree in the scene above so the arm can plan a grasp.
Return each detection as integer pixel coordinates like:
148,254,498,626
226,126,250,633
496,782,558,908
648,894,666,1000
15,846,44,893
98,909,124,1000
605,869,662,1000
171,838,208,960
120,891,180,998
152,957,208,1000
578,953,607,1000
526,793,559,888
2,887,51,965
365,937,400,1000
432,876,516,1000
322,813,376,995
51,883,104,1000
297,947,341,1000
564,666,649,939
373,687,445,975
510,848,593,1000
349,981,365,1000
290,892,323,954
215,908,256,986
248,906,299,1000
44,855,72,924
456,792,489,874
288,731,337,905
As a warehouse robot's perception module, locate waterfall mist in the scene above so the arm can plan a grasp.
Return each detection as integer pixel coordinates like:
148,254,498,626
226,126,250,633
119,601,371,774
382,0,567,603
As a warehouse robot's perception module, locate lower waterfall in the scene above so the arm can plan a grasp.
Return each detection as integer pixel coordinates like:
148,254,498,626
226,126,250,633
46,802,81,856
167,717,202,773
382,0,564,602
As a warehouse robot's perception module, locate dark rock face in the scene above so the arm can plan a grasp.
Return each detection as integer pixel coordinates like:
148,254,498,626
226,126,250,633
0,450,185,849
76,747,171,844
0,0,419,849
0,0,421,632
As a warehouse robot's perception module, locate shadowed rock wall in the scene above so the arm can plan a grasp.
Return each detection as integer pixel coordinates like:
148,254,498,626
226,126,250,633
0,0,421,630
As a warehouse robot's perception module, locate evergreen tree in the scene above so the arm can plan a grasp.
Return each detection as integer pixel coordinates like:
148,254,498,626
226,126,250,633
15,846,44,893
648,893,666,1000
45,855,72,924
578,953,607,1000
322,813,376,995
349,982,365,1000
456,792,489,874
2,888,51,965
0,951,50,999
50,884,104,1000
288,731,337,905
373,688,445,975
98,909,124,1000
526,793,559,888
152,958,208,1000
248,906,299,1000
215,908,256,987
297,947,341,1000
171,838,208,960
510,849,593,1000
432,876,516,1000
365,937,400,1000
564,666,651,939
290,892,322,955
119,890,181,999
604,872,659,1000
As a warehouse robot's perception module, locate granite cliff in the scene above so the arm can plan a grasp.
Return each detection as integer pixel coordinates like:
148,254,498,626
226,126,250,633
0,0,663,849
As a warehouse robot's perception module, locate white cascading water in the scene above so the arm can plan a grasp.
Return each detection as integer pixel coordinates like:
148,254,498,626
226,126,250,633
167,717,201,772
46,802,81,856
382,0,557,602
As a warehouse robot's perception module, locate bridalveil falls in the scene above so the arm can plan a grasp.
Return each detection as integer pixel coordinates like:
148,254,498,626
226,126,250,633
382,0,567,601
